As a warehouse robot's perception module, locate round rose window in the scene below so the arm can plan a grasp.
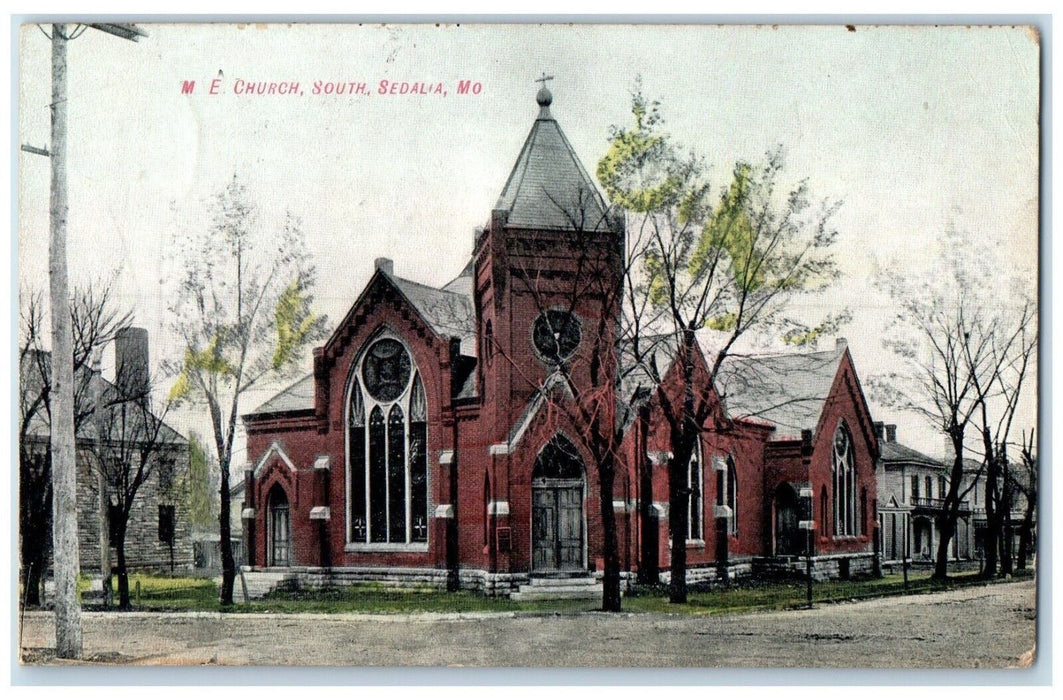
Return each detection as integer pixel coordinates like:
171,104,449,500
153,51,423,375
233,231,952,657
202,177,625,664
362,339,412,402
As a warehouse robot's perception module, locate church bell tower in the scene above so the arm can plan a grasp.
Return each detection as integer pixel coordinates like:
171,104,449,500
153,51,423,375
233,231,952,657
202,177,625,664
472,81,625,438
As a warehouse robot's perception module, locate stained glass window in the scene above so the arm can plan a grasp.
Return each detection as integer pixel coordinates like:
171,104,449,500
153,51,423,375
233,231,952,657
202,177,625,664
347,336,430,546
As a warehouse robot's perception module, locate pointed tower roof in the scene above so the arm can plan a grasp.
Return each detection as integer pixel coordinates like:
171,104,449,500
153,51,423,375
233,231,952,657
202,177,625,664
494,84,613,232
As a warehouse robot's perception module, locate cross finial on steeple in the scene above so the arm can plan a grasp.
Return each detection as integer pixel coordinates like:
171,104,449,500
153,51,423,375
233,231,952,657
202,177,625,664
535,73,554,115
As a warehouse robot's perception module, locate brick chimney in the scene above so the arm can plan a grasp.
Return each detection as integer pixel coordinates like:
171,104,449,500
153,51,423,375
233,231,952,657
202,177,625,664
374,257,394,276
874,421,885,440
885,424,897,443
115,327,150,403
836,337,848,350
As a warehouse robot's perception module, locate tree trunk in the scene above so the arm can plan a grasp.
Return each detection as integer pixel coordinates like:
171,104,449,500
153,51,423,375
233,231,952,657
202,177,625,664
19,465,49,608
668,439,694,604
668,329,698,605
932,514,954,580
219,468,236,606
637,426,659,585
98,470,112,607
597,459,622,612
999,474,1013,576
933,431,966,581
48,22,82,659
24,562,44,608
115,525,130,610
982,461,999,579
1016,505,1034,570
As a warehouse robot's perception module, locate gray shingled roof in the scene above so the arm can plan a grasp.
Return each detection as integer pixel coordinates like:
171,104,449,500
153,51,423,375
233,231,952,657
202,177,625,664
251,373,315,415
494,104,612,233
879,440,939,467
387,272,477,357
20,350,186,445
714,345,847,439
441,257,475,297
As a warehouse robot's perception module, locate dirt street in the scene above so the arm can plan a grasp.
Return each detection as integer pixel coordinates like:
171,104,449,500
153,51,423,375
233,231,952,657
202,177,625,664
19,579,1037,668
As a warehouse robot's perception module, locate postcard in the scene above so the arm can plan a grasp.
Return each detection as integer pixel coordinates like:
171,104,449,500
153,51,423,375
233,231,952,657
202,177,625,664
16,22,1039,670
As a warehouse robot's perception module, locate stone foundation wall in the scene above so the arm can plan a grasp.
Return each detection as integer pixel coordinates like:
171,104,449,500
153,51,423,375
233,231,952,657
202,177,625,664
752,553,876,582
249,567,637,598
659,560,755,586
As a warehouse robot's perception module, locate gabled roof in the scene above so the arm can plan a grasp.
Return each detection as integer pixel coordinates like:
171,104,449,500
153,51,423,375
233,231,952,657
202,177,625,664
385,271,476,356
714,344,848,440
20,350,185,445
494,90,612,233
249,263,481,418
617,333,679,428
879,440,939,467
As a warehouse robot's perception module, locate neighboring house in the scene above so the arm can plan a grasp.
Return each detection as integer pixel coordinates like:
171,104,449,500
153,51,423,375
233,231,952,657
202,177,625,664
239,87,879,596
957,457,1036,563
19,328,193,574
875,423,975,563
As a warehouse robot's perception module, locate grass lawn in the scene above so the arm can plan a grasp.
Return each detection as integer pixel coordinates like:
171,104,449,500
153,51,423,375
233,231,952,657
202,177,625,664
621,570,1000,615
75,568,1031,615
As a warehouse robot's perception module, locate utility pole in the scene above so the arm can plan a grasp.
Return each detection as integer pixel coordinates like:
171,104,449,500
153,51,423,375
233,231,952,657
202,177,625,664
47,23,81,659
29,21,146,660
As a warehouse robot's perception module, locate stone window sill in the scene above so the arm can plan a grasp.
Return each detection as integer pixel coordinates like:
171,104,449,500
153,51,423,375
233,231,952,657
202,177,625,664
345,542,430,553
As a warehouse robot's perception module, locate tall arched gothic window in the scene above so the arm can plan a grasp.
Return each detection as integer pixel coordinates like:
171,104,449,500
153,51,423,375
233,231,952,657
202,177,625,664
832,423,857,536
347,337,429,545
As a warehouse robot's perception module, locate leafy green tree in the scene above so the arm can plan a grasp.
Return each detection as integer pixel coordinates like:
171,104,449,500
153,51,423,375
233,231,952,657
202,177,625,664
166,175,328,606
600,86,846,603
185,432,219,529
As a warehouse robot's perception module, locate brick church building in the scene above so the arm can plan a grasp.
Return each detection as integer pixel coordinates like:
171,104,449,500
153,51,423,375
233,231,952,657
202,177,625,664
240,86,880,596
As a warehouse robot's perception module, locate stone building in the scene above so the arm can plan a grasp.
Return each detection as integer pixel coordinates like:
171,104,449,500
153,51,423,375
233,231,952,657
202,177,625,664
20,328,193,575
239,87,879,597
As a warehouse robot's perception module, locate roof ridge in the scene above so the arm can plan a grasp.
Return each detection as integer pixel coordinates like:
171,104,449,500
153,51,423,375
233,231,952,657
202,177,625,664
723,345,844,362
387,271,467,298
494,120,540,211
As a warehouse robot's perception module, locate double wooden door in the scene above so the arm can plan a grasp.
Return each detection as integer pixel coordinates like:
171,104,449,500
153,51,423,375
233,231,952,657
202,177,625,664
532,480,584,572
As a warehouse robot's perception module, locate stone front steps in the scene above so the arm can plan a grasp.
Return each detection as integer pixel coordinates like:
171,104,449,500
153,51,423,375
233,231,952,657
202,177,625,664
216,569,297,601
509,575,604,602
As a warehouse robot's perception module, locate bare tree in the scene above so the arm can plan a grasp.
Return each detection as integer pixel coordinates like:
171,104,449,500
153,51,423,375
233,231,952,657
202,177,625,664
166,174,328,606
1013,429,1037,570
968,301,1036,578
599,87,845,603
18,279,132,606
874,227,1036,580
87,367,180,609
490,179,652,611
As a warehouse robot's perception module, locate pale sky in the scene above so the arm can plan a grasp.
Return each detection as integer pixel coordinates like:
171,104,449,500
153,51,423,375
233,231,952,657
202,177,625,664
17,23,1040,464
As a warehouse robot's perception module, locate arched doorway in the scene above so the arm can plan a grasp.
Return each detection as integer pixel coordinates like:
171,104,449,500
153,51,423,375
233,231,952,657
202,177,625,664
531,436,585,573
268,484,291,567
774,483,803,556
